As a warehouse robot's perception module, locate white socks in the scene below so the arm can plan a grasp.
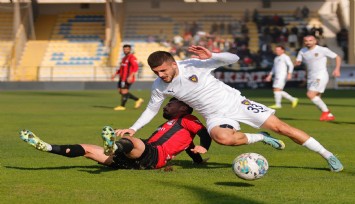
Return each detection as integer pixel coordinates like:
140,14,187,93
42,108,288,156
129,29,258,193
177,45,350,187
281,91,295,102
302,137,332,159
245,133,264,144
274,91,295,106
273,91,282,106
311,96,329,112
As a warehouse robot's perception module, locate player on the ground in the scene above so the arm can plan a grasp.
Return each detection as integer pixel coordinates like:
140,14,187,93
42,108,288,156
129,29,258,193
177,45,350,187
112,44,144,111
295,35,341,121
116,45,343,172
19,98,211,169
265,45,298,109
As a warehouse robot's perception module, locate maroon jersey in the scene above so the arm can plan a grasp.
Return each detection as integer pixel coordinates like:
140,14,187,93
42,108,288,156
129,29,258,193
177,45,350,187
146,114,205,168
117,54,138,82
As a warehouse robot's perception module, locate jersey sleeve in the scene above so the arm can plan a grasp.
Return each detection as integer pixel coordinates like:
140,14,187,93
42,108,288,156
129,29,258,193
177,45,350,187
285,55,294,73
296,51,303,62
180,115,205,134
181,115,211,150
130,81,166,131
129,55,139,73
322,47,338,59
181,52,239,71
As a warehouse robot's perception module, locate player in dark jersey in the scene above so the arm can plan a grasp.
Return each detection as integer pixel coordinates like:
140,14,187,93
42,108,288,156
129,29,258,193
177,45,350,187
19,98,211,170
112,44,144,111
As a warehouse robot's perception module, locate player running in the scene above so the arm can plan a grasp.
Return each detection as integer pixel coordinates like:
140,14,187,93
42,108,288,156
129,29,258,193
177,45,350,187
112,44,144,111
295,35,342,121
116,45,343,172
19,98,211,169
265,45,298,109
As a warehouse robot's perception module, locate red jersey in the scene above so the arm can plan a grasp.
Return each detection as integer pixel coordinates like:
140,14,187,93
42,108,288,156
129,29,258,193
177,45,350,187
117,53,138,82
146,114,205,168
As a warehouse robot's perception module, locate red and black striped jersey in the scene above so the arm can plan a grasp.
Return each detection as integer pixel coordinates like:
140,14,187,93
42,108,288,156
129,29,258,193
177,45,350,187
117,54,138,82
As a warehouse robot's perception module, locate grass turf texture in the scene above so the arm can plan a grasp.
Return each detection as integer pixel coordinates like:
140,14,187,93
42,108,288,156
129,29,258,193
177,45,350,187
0,89,354,203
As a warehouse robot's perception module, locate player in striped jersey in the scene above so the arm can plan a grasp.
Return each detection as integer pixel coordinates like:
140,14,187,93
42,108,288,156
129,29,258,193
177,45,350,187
112,44,144,111
19,98,211,170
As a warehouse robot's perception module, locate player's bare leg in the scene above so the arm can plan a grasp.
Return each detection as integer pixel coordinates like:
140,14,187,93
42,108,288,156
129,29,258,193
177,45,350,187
261,114,343,172
209,125,285,149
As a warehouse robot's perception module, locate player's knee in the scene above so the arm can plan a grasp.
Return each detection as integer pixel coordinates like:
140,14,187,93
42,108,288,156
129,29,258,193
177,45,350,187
116,138,134,154
211,131,244,146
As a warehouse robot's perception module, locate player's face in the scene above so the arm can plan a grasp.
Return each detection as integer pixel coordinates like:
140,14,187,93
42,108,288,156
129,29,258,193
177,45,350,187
303,36,317,48
123,47,131,55
151,61,178,83
163,100,184,119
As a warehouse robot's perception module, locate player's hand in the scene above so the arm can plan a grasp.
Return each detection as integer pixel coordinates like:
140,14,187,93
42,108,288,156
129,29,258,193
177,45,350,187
188,45,212,60
127,76,134,83
287,73,292,80
332,69,341,78
264,75,272,82
190,145,207,154
115,129,135,137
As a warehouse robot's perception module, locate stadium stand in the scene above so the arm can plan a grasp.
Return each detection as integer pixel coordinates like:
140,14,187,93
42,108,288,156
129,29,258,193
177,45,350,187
0,11,12,81
38,12,110,81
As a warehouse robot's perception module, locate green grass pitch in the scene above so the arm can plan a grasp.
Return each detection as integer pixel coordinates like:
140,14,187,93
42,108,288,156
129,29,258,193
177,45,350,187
1,89,354,203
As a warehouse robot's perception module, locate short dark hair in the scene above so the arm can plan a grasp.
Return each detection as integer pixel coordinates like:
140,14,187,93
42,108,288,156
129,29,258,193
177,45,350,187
147,51,175,68
123,44,131,48
169,97,193,114
275,45,285,50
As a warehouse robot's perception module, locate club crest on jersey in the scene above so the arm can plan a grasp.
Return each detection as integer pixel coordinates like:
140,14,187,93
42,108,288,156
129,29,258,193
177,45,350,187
241,99,251,105
314,53,319,57
189,75,198,82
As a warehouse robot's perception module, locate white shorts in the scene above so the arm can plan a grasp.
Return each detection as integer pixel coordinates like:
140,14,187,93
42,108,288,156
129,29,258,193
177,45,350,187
307,77,329,93
273,76,287,89
206,97,275,134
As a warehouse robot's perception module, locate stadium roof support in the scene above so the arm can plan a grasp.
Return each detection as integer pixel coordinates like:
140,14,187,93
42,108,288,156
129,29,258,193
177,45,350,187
349,0,355,64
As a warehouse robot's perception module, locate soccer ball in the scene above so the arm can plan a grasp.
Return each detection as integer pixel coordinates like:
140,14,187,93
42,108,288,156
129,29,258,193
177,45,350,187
232,153,269,180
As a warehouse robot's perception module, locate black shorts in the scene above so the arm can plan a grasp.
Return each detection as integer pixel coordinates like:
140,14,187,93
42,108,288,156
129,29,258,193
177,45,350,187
109,140,159,170
117,80,132,89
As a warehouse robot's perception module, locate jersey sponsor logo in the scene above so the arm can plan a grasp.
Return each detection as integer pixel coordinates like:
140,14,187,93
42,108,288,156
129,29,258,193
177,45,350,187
314,53,319,57
167,120,175,125
189,75,198,82
242,99,268,113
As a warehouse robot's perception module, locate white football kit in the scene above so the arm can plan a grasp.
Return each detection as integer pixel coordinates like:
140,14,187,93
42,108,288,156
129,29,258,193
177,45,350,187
270,53,294,89
296,45,337,93
130,53,275,133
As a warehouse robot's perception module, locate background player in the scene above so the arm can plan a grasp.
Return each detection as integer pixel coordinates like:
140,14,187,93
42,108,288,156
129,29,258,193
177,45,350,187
19,98,211,169
112,44,144,111
295,35,341,121
116,45,343,172
265,45,298,109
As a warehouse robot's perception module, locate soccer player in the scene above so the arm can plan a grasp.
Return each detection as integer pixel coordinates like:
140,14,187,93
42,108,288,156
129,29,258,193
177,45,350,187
112,44,144,111
295,35,341,121
265,45,298,109
116,45,343,172
19,98,211,169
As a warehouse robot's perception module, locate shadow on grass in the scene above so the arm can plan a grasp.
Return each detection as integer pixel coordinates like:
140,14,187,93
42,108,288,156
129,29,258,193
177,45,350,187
92,105,114,109
270,165,329,171
4,165,113,174
157,181,261,204
279,117,355,125
215,181,255,187
167,159,231,169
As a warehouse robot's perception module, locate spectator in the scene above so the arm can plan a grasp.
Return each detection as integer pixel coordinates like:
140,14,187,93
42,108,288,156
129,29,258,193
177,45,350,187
301,6,310,18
